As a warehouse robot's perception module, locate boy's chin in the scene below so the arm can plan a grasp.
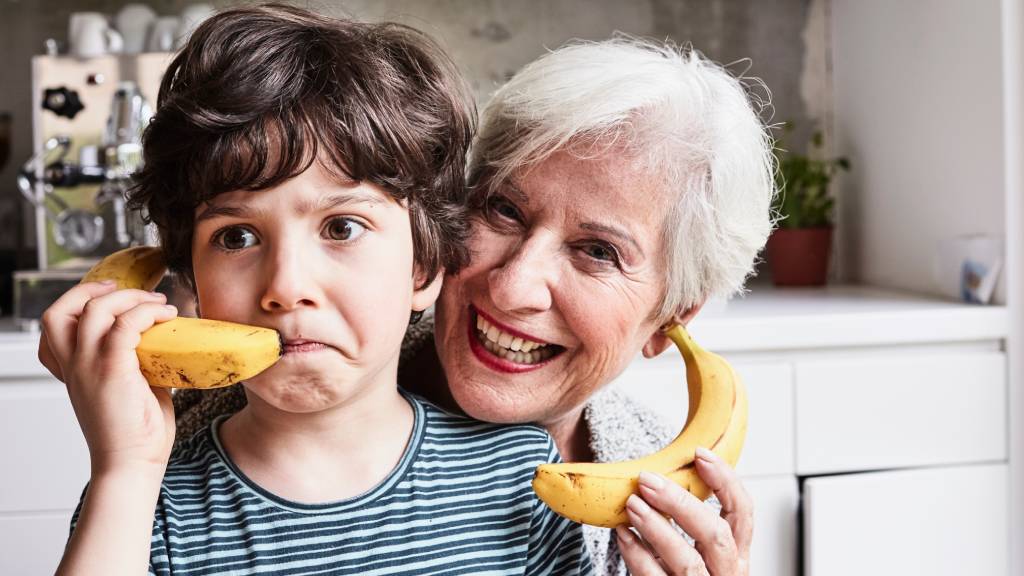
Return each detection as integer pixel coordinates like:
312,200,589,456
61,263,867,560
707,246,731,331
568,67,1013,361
241,362,369,414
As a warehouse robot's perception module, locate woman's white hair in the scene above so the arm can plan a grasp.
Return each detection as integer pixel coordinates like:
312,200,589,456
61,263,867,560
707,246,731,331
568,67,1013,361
469,36,777,322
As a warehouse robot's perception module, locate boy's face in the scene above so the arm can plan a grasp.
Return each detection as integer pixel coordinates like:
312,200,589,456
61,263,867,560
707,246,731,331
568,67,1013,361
191,162,440,413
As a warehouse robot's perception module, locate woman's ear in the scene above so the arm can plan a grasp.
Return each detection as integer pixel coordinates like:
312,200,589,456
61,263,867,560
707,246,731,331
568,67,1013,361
411,267,445,313
641,301,705,358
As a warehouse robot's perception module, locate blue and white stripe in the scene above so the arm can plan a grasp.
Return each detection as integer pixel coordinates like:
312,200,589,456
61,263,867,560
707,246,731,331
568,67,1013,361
72,391,592,575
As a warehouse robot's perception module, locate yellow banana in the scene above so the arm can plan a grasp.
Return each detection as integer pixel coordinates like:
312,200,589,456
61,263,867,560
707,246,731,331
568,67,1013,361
81,246,282,389
531,324,748,528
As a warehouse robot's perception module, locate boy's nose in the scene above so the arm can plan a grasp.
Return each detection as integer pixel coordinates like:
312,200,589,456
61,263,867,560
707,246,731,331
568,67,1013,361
260,244,320,312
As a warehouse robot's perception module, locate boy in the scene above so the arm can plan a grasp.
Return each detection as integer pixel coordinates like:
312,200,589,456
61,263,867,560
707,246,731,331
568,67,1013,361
44,5,592,575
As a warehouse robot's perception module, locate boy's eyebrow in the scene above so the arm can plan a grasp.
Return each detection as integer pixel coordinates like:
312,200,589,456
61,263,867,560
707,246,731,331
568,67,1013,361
195,189,382,223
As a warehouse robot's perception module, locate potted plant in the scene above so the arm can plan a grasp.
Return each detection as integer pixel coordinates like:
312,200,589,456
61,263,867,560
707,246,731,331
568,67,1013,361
766,127,850,286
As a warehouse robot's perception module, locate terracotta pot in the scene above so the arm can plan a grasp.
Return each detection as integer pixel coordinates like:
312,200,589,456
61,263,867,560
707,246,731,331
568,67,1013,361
766,227,833,286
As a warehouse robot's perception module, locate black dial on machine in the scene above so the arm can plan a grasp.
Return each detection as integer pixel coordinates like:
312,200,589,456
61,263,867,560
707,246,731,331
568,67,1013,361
42,87,85,119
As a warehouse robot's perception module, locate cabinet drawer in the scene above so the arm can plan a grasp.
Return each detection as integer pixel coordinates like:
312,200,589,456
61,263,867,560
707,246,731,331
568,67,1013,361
0,511,74,575
795,352,1006,474
745,475,798,576
611,359,793,476
0,380,90,512
803,463,1008,576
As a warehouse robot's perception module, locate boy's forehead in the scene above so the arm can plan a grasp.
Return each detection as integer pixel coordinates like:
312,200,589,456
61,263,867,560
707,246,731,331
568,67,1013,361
194,173,396,221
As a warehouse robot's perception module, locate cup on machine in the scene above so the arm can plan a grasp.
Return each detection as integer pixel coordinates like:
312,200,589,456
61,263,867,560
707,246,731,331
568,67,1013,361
68,12,123,58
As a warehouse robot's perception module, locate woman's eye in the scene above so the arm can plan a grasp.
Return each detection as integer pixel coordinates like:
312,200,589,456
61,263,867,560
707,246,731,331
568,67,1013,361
486,196,522,222
214,226,258,251
324,217,366,242
581,242,620,265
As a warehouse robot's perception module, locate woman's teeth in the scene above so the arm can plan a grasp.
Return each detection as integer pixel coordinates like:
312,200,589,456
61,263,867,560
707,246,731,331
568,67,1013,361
476,315,556,365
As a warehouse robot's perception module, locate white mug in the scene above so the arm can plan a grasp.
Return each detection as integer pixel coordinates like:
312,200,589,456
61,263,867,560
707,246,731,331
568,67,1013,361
176,3,216,49
115,3,157,54
147,16,180,53
69,12,123,58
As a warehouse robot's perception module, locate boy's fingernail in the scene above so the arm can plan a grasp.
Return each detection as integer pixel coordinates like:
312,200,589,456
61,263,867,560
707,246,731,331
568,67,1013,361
626,493,650,515
696,447,716,462
638,471,664,489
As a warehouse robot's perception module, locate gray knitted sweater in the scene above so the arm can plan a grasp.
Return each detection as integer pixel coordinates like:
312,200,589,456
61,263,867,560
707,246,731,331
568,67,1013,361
171,311,677,576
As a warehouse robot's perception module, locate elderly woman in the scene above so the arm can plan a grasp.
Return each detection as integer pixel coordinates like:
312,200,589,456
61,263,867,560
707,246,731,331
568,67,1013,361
57,38,775,576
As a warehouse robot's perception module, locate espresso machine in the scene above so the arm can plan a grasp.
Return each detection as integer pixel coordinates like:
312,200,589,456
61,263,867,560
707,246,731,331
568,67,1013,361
13,53,173,329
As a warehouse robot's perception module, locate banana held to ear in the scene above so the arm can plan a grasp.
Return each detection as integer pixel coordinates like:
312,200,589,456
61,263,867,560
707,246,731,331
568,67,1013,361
81,246,283,389
531,324,748,528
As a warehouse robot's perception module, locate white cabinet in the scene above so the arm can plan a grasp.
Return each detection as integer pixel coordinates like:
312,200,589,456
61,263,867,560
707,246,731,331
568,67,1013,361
0,512,75,575
795,352,1007,474
612,288,1009,576
804,464,1009,576
744,475,799,576
0,378,89,575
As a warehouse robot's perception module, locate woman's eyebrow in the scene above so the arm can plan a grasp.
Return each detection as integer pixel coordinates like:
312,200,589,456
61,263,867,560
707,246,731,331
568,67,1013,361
580,221,642,254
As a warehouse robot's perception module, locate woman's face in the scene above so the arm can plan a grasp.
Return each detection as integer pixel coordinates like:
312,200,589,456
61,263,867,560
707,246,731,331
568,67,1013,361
434,150,677,428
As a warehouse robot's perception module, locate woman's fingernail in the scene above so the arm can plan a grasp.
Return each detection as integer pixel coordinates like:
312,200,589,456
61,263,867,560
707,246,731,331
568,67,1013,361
100,279,117,285
626,493,650,515
615,526,636,545
696,447,716,462
165,305,178,313
638,471,664,490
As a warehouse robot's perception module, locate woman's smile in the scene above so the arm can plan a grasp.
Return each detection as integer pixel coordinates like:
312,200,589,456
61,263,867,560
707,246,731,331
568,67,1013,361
467,306,566,373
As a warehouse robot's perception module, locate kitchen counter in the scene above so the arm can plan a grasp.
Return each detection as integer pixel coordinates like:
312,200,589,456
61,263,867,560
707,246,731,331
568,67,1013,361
0,284,1009,378
689,284,1009,352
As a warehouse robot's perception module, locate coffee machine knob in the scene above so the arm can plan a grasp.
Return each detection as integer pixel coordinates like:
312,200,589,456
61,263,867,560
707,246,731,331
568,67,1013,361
42,87,85,119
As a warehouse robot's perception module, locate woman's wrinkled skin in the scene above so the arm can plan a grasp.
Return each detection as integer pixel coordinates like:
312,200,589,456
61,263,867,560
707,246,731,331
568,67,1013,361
435,151,675,460
423,149,754,575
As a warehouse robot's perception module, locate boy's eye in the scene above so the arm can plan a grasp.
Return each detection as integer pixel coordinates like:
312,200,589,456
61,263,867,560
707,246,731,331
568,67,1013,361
214,226,258,251
323,217,366,242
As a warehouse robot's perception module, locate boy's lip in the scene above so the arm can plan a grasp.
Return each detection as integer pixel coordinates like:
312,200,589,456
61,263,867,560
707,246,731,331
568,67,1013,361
282,338,330,354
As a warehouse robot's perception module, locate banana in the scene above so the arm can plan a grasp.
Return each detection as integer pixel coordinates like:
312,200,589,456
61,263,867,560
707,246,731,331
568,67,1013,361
531,324,748,528
81,246,282,389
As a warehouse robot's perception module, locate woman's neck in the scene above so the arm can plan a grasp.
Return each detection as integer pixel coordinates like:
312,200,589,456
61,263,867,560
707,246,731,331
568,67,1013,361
403,341,595,462
400,340,461,414
542,408,594,463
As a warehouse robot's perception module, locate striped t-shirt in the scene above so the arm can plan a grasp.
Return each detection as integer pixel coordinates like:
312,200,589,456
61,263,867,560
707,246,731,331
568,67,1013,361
71,391,592,575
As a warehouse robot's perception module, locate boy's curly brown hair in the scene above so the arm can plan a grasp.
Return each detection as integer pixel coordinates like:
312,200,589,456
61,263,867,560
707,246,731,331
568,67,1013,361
130,4,476,291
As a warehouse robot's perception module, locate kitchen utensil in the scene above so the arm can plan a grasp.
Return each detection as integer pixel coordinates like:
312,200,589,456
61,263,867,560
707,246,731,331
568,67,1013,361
115,4,157,54
147,16,180,52
68,12,123,58
176,3,215,48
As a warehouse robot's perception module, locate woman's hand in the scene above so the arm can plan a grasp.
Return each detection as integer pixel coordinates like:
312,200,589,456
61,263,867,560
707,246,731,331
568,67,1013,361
39,281,179,475
615,448,753,575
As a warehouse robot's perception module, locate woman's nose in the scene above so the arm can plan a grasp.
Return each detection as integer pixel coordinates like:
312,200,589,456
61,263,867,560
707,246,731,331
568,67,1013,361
259,241,320,312
487,234,554,314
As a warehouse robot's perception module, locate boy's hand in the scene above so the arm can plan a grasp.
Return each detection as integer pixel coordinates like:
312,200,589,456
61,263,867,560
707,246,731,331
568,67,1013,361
40,281,179,475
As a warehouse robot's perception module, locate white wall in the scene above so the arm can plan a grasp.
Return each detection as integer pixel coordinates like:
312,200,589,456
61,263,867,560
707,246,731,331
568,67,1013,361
832,0,1006,302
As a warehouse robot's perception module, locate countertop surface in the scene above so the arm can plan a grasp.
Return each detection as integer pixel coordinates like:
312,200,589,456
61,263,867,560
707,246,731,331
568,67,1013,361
0,284,1009,378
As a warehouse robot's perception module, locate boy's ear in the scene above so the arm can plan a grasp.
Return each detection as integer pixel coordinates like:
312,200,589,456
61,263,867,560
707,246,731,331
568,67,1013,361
411,267,445,313
641,301,705,359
